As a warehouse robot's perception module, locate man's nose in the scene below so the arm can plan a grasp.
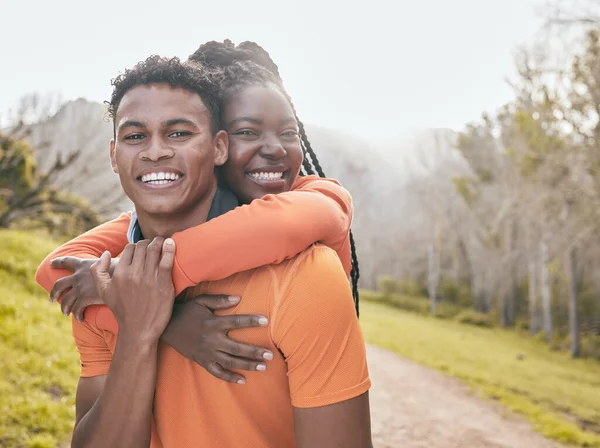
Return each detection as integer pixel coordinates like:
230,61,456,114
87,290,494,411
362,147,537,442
140,137,175,162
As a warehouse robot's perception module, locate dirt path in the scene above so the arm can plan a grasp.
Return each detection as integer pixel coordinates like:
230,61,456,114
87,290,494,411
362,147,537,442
366,344,560,448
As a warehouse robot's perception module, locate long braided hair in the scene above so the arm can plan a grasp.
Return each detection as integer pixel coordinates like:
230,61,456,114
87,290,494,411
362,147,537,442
189,40,360,316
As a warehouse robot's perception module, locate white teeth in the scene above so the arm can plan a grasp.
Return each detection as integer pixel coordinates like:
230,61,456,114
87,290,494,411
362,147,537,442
140,172,181,183
249,172,284,180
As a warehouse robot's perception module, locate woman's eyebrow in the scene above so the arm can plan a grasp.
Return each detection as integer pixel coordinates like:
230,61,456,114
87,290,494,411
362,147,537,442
279,117,297,126
228,117,263,127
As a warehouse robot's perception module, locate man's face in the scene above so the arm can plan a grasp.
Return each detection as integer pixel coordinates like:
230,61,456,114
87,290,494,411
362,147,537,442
110,83,228,217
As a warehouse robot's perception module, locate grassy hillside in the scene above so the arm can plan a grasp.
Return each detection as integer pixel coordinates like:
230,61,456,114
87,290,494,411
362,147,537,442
360,300,600,447
0,230,78,448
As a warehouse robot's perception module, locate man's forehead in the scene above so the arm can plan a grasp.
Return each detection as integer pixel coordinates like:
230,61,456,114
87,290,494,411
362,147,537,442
116,84,209,125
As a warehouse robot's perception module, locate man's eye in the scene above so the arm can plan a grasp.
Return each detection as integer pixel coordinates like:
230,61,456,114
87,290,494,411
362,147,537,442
124,134,145,141
169,131,191,138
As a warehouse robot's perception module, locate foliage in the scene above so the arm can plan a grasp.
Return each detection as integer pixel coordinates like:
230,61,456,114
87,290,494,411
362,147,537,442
453,309,494,327
377,276,425,297
363,287,463,319
0,132,100,238
0,230,78,448
361,301,600,447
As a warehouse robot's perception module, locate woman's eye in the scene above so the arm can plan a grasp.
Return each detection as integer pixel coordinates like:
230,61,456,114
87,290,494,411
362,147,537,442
235,130,256,136
281,130,299,137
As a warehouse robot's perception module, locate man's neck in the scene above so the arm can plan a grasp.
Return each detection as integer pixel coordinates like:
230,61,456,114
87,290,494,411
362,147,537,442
135,182,218,239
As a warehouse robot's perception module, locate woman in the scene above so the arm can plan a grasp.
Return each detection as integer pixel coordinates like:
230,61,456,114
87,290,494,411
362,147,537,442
36,40,360,384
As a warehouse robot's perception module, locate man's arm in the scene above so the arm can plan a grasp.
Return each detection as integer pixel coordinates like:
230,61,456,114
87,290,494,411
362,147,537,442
72,338,159,448
71,239,175,447
271,246,372,448
293,393,372,448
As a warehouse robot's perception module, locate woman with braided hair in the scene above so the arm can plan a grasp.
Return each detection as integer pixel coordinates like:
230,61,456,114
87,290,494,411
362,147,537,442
189,39,360,310
36,40,364,385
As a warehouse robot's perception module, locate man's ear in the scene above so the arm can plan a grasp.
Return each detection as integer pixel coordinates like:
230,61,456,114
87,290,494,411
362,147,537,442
213,130,229,167
109,139,119,174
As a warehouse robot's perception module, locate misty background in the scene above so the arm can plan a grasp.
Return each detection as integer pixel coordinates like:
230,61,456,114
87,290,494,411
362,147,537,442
3,0,600,350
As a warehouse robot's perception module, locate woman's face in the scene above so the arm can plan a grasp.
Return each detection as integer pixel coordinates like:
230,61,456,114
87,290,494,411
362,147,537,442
221,84,304,204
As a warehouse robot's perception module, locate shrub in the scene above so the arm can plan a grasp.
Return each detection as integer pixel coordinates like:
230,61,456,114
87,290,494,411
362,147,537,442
454,310,494,328
438,278,474,307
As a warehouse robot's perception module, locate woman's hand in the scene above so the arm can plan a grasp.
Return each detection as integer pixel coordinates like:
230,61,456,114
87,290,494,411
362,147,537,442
50,256,119,321
161,294,273,384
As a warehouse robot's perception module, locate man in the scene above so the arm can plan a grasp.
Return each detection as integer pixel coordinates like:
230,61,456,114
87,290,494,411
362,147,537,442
68,55,372,447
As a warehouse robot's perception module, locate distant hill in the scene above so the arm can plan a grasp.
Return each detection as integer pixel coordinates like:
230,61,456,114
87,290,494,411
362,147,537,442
18,99,465,288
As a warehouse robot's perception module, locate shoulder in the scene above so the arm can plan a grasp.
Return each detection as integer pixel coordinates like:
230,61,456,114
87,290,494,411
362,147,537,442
270,243,344,282
273,244,350,305
269,245,358,345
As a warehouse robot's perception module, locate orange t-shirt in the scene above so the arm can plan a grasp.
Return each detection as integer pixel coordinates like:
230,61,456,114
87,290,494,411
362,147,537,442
35,176,353,333
73,245,370,447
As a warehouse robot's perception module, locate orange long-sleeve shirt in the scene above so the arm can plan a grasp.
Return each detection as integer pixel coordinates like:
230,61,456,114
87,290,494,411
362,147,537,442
35,176,353,333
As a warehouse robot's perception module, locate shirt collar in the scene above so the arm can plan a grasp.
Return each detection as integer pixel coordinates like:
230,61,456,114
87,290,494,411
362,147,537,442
127,187,238,243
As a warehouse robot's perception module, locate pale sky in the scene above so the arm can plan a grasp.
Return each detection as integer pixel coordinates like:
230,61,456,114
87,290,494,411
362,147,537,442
1,0,544,140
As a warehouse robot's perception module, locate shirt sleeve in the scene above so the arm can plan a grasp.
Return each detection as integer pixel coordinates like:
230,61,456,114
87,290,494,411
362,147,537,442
71,316,113,377
171,175,354,293
35,212,132,293
269,245,370,408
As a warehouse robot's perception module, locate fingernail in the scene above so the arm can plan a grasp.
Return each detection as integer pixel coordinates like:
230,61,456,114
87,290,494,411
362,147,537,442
228,296,241,302
63,310,69,317
75,315,82,322
165,238,174,246
258,317,268,326
237,378,246,385
256,364,266,371
263,352,273,360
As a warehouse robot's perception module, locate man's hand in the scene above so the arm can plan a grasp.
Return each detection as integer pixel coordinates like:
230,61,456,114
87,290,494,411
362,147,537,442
90,237,175,344
49,256,120,322
162,294,272,384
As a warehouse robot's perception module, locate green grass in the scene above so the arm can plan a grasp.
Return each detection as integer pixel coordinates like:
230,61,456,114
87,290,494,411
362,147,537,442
0,230,78,448
360,300,600,447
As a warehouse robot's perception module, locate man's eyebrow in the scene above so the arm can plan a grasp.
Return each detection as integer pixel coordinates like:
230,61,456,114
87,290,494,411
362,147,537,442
164,118,198,128
228,117,263,127
118,120,145,132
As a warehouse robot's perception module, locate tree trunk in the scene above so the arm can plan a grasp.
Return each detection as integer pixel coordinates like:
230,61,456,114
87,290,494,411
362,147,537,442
502,219,516,327
540,242,552,343
483,268,493,313
565,246,580,357
472,270,483,312
499,291,507,327
427,244,439,315
528,259,539,335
